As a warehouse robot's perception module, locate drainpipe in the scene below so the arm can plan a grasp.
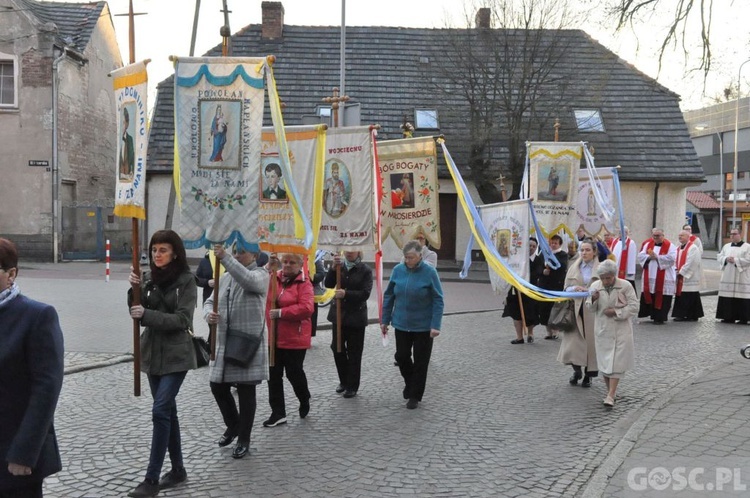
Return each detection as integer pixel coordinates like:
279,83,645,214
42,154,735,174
652,181,660,229
52,49,65,263
51,46,86,263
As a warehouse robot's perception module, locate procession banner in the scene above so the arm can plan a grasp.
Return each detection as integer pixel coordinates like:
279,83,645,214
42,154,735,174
527,142,582,239
441,138,587,302
378,136,440,249
478,200,529,295
259,124,326,254
318,126,375,248
111,61,148,219
576,168,616,237
173,56,310,249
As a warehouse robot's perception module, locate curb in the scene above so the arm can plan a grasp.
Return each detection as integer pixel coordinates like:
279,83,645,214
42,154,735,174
63,355,134,375
580,359,735,498
315,307,503,330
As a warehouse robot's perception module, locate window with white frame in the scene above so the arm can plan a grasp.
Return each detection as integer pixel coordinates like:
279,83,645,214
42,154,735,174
574,109,604,132
414,109,439,130
0,53,18,108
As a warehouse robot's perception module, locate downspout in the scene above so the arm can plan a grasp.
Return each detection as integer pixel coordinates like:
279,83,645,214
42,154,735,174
52,49,66,263
51,46,87,263
652,181,660,229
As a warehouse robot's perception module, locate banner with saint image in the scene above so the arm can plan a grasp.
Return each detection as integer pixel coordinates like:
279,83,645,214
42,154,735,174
528,142,582,238
478,200,530,295
111,61,148,219
258,124,326,254
317,126,375,248
576,168,616,237
378,136,440,249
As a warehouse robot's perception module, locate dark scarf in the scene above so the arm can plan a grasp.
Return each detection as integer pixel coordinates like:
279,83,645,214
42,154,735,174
150,261,188,289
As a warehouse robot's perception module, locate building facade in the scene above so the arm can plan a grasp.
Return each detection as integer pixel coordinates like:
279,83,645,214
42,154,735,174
0,0,125,260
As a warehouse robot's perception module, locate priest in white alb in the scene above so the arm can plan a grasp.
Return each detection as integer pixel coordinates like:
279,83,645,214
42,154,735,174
671,230,704,322
637,228,677,324
611,226,638,291
716,228,750,324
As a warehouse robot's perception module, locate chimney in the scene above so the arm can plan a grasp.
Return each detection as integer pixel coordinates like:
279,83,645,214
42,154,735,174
475,8,491,29
261,2,284,40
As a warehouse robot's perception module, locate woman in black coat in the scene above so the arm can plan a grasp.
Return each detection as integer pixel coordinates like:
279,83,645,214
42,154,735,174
503,237,545,344
537,234,569,339
0,238,64,498
325,250,373,398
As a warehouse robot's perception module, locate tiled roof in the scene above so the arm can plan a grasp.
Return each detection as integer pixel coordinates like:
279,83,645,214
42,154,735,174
16,0,106,52
686,191,721,210
148,23,704,185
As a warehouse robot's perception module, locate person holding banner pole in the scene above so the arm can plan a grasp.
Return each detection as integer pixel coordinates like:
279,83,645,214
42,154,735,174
126,230,197,497
538,235,569,340
325,250,373,398
382,241,444,410
264,253,314,427
557,239,599,387
504,237,544,344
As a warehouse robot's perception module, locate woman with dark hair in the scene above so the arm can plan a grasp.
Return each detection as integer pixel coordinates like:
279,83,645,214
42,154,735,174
557,239,599,388
538,234,569,340
503,237,544,344
0,238,64,498
127,230,197,497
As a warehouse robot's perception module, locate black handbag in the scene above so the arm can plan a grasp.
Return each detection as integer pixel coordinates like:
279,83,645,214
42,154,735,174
190,332,210,368
224,328,262,367
548,299,577,332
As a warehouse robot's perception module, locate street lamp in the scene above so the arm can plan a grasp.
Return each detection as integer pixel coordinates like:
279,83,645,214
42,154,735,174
733,58,750,230
695,124,723,247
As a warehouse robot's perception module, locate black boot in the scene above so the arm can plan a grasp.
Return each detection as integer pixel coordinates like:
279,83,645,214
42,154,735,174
581,375,591,388
569,368,583,385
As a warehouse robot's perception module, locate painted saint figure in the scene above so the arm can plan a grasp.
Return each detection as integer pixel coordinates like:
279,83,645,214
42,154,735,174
209,105,228,162
324,162,348,217
400,174,414,208
262,163,287,200
119,107,134,179
547,166,559,196
587,188,596,216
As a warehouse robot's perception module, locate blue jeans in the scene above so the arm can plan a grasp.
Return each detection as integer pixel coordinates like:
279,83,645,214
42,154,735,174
146,371,187,481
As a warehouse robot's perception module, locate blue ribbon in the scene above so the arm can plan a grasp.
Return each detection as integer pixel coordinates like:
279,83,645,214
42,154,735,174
183,230,260,253
612,167,627,248
176,64,265,88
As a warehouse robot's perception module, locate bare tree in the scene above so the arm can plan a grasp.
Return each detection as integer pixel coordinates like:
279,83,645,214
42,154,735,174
426,0,575,202
607,0,718,79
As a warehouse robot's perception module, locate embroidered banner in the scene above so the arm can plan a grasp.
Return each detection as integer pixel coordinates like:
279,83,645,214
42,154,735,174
528,142,582,239
378,136,440,249
173,57,309,249
576,168,616,237
259,124,326,254
478,200,530,295
111,61,148,219
318,126,375,248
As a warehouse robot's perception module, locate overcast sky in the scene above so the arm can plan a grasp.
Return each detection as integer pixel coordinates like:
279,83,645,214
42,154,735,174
55,0,750,111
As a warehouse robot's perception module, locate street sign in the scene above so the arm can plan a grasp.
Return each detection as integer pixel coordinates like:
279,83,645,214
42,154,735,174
28,160,49,167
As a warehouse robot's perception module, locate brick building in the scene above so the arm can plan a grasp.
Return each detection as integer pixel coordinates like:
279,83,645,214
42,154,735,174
0,0,124,260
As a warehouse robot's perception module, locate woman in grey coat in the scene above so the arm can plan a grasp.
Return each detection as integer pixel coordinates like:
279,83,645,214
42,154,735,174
204,244,269,459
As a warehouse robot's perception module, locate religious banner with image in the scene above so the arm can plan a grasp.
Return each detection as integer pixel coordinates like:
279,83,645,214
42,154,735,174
318,126,375,248
378,136,440,249
173,56,308,249
111,61,148,219
528,141,582,238
478,200,530,295
576,168,615,237
258,124,326,254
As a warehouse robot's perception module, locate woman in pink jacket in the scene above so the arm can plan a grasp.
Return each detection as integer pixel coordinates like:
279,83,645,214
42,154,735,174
263,253,314,428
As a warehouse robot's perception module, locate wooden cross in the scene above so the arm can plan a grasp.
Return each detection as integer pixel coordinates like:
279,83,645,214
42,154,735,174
496,174,508,202
322,87,350,128
114,0,146,64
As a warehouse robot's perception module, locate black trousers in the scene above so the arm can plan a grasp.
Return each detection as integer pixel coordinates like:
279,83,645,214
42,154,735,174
0,481,43,498
268,348,309,417
331,325,366,392
395,330,434,402
210,382,257,443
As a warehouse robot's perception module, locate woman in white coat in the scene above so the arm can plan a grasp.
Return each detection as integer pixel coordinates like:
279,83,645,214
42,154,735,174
557,239,599,387
586,260,638,407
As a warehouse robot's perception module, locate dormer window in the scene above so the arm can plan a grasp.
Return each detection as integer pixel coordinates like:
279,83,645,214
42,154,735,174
574,109,604,132
415,109,439,130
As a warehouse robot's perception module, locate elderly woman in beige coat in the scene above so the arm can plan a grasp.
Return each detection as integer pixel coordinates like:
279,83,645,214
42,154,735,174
557,239,599,387
586,260,637,407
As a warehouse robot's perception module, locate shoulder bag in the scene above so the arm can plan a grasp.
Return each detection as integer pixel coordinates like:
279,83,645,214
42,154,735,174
548,299,577,332
223,288,263,367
